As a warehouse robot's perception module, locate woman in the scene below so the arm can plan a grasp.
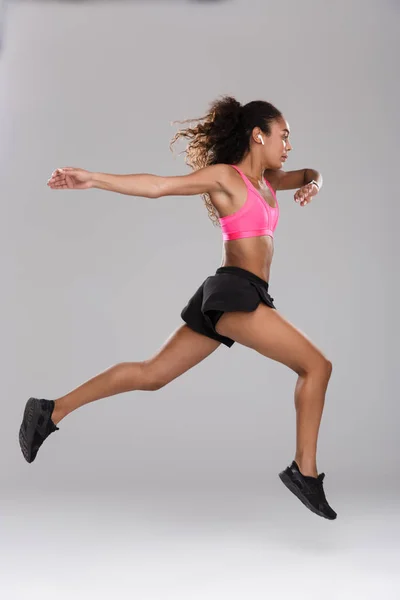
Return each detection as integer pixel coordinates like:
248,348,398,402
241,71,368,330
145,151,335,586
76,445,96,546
19,96,336,520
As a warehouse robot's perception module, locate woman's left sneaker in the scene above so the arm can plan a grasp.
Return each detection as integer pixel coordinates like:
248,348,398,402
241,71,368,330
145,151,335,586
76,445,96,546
279,460,337,520
19,398,59,463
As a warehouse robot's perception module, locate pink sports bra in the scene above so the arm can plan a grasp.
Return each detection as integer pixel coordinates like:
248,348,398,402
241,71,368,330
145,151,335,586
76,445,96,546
219,165,280,241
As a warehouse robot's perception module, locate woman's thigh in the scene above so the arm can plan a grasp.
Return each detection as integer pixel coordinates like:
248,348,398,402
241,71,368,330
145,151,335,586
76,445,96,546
215,304,331,375
142,324,221,388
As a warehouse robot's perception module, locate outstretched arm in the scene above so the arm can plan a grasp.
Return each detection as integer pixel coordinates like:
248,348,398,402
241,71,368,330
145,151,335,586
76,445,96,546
47,165,233,198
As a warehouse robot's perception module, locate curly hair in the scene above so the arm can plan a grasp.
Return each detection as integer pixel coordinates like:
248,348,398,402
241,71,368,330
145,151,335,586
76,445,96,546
170,95,282,226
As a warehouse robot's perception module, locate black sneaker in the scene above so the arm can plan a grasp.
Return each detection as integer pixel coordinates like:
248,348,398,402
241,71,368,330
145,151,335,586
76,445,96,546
279,460,337,520
19,398,59,463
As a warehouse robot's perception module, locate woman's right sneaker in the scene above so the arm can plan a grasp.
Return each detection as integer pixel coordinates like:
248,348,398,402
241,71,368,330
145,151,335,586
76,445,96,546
19,398,59,463
279,460,337,520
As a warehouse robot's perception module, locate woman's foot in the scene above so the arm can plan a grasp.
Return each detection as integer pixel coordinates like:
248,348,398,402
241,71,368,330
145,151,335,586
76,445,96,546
278,460,337,520
19,398,60,463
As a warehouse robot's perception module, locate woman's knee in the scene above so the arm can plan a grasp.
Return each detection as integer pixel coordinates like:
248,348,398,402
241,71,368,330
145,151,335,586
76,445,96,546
113,361,166,392
300,354,332,379
140,361,170,391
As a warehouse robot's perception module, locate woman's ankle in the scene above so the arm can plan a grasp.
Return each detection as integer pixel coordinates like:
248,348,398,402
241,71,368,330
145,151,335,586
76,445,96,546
52,400,68,425
294,455,318,478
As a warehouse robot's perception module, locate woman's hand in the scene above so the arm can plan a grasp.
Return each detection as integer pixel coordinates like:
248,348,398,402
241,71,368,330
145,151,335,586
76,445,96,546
294,182,319,206
47,167,93,190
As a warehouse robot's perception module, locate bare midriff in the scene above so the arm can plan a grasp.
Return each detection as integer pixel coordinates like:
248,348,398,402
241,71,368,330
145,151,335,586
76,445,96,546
219,235,274,283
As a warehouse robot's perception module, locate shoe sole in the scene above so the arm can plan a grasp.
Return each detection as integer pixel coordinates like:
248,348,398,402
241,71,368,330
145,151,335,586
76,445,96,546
279,471,336,520
19,398,40,463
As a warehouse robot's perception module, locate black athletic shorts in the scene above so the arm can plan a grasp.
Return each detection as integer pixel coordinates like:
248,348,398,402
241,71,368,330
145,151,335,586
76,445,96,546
180,266,276,348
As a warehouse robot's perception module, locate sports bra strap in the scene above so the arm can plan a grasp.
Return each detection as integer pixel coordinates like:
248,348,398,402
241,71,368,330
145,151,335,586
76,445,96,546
230,164,251,186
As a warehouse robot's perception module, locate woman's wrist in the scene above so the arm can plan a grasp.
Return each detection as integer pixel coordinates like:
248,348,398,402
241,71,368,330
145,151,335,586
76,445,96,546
304,169,322,191
309,179,320,190
91,173,107,190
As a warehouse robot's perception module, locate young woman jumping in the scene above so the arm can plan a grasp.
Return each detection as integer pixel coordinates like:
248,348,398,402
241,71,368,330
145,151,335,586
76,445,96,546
19,96,337,520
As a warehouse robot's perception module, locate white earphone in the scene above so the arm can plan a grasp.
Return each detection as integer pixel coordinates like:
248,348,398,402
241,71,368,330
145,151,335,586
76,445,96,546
258,134,265,146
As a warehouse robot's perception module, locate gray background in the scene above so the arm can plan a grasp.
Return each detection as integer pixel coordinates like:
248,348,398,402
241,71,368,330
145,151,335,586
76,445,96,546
1,1,399,598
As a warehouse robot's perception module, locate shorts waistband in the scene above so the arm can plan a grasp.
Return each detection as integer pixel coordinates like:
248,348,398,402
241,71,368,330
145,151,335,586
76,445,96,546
215,266,269,289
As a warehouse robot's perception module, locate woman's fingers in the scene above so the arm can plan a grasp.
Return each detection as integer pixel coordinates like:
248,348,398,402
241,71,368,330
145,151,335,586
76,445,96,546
295,195,309,206
48,168,71,181
48,168,70,181
47,176,65,186
48,167,79,185
295,182,317,205
48,174,67,187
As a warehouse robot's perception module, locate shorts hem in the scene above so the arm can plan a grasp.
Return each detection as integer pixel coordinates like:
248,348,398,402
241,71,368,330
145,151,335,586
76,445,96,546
181,319,235,348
